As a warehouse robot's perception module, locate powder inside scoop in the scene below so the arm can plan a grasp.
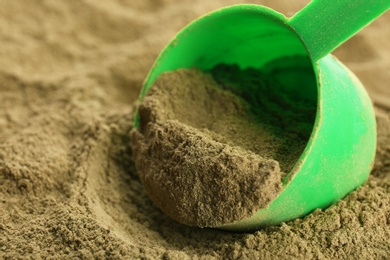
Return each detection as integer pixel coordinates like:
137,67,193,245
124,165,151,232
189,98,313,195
131,64,316,227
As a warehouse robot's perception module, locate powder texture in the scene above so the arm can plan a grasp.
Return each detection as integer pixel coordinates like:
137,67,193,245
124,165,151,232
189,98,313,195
211,63,317,174
0,1,389,259
131,64,316,227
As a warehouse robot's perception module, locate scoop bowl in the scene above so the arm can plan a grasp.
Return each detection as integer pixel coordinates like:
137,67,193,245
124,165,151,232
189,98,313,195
134,2,389,230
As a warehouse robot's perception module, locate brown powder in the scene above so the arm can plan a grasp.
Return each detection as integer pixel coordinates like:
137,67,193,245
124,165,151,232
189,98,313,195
0,1,389,259
131,65,316,227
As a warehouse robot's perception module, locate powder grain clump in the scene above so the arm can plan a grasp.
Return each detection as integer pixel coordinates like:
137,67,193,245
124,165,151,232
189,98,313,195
131,67,315,227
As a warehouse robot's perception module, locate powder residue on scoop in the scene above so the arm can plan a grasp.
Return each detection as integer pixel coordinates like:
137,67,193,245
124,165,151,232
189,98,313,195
131,65,316,227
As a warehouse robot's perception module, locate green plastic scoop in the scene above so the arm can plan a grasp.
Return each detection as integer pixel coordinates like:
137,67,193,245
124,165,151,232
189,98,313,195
134,0,390,231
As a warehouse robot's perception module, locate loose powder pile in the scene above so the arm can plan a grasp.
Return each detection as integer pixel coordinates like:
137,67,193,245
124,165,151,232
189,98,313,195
131,64,316,227
0,1,389,259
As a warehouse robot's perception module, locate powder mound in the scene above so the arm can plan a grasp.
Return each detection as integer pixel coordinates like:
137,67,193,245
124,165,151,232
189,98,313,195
131,68,285,227
132,122,282,227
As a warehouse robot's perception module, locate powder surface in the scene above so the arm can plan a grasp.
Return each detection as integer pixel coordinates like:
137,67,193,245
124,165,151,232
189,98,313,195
0,1,389,259
131,65,316,227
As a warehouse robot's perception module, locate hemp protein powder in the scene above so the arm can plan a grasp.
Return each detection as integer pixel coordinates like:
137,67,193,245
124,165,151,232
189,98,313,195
131,64,316,227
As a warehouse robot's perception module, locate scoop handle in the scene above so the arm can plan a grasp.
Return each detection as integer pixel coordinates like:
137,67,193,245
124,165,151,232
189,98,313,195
289,0,390,62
